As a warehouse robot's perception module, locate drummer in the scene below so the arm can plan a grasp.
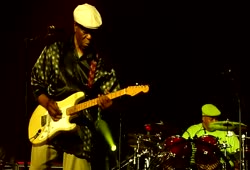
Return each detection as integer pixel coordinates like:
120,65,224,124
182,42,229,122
182,103,240,169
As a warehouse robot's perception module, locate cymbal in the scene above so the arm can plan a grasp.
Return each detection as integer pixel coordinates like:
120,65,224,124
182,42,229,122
209,121,247,131
128,139,154,149
127,133,161,149
144,123,180,137
127,133,147,138
127,133,160,140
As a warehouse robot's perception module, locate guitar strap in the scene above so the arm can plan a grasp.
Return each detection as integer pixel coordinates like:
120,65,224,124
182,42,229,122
87,54,98,88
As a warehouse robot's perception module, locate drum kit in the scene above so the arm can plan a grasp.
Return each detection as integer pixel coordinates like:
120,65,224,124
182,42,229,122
118,121,249,170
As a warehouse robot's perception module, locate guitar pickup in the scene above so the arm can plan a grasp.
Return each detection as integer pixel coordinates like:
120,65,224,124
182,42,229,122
41,115,47,127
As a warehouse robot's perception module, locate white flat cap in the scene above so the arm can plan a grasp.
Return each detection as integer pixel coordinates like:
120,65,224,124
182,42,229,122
73,3,102,29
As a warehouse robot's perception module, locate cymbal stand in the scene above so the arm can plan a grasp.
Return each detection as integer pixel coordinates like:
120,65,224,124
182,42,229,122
134,136,141,170
220,141,229,170
134,136,153,170
241,133,248,170
245,132,249,170
112,136,152,170
143,149,153,170
111,150,148,170
133,148,150,170
111,155,133,170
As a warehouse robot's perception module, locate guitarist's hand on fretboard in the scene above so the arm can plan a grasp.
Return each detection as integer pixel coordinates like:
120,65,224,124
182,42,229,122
97,94,113,110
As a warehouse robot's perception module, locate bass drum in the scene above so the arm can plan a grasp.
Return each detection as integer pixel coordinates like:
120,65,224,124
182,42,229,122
150,135,192,170
194,135,223,170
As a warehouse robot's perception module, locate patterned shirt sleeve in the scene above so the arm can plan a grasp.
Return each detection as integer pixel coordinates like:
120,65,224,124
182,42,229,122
30,42,60,99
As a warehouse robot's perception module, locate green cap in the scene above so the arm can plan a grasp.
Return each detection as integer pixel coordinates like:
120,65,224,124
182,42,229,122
202,104,221,116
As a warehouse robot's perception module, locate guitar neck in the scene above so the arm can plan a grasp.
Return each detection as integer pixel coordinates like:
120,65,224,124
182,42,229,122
67,89,125,115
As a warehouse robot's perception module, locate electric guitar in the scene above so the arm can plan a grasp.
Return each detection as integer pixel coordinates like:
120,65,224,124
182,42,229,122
28,85,149,145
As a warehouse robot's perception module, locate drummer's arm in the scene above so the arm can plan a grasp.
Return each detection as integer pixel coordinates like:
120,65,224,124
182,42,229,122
182,130,189,139
182,126,195,140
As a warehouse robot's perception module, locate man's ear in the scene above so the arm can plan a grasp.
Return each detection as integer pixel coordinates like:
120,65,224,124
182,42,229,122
73,22,77,32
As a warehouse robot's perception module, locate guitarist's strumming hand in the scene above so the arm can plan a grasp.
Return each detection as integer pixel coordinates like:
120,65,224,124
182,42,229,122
46,99,62,121
38,94,62,121
97,94,112,110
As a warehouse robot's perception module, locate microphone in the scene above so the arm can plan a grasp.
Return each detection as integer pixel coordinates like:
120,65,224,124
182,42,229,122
48,25,56,30
47,25,64,36
25,25,64,42
220,65,239,81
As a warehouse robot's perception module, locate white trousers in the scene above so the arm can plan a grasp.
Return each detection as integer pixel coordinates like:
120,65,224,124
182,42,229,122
29,144,91,170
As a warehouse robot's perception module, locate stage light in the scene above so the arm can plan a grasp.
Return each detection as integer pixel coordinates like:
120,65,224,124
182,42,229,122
96,118,116,151
111,145,116,151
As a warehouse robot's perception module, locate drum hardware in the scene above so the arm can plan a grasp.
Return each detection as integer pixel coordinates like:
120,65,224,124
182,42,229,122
230,132,250,170
111,148,152,170
237,133,250,170
133,148,151,170
219,140,231,154
219,141,232,170
122,133,162,170
144,122,180,140
128,133,161,150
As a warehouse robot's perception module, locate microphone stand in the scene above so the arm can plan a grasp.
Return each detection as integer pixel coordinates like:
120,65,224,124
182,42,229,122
222,66,245,170
23,37,31,170
229,70,244,170
236,93,245,170
230,72,245,170
118,112,122,170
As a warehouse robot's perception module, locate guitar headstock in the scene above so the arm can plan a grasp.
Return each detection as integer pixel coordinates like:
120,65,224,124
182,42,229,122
126,85,149,96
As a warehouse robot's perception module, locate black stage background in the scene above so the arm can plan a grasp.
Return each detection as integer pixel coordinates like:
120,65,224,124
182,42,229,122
0,0,249,168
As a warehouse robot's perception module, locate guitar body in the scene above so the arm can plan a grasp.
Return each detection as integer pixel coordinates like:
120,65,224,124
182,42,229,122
28,91,85,146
